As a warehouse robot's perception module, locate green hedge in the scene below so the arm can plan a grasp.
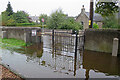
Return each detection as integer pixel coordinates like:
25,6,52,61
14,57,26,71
16,23,36,26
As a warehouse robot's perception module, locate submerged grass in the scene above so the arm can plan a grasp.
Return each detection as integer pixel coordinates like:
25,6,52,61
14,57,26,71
0,38,26,47
0,38,28,50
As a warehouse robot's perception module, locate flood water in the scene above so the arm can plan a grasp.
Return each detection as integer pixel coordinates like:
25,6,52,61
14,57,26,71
0,35,120,79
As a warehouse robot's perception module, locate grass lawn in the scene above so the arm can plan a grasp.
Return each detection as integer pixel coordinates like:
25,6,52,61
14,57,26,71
0,38,26,48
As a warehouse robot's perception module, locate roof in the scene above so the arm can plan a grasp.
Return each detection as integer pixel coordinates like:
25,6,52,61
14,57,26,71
85,12,103,22
76,12,103,22
29,16,39,22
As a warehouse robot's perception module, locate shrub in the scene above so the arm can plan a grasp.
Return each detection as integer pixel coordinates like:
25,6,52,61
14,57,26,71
93,23,99,29
16,23,35,26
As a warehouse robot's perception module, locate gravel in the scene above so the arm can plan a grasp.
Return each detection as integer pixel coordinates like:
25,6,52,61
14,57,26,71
0,65,24,80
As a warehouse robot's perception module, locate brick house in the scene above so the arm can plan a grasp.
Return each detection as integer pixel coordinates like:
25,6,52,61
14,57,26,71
76,6,103,29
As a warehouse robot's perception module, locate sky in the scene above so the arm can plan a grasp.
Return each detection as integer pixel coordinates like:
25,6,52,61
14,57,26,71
0,0,95,17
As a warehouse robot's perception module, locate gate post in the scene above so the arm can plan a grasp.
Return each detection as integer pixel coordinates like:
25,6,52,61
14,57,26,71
75,31,78,58
112,38,119,56
52,29,54,45
74,31,78,75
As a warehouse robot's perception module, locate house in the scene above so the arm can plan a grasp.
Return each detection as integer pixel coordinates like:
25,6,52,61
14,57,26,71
76,5,103,29
29,16,40,23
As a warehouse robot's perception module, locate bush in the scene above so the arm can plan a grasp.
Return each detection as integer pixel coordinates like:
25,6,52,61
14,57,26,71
93,23,99,29
16,23,35,26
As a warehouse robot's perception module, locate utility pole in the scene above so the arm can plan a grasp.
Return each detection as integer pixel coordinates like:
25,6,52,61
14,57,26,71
89,0,94,28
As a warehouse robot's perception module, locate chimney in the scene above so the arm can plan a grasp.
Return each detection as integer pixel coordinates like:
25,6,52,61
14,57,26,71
81,5,85,13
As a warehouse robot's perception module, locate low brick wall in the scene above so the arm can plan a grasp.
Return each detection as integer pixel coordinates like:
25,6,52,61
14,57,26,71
0,26,41,43
84,29,120,54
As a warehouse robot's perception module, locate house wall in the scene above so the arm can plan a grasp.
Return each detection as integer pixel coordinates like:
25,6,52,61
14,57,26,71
76,13,89,30
76,14,103,29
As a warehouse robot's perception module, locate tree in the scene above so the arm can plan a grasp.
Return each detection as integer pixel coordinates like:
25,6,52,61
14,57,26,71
47,9,66,29
1,11,9,26
95,0,119,17
47,9,82,31
0,14,2,26
39,14,48,25
6,2,13,16
102,15,119,29
14,11,29,23
6,15,16,26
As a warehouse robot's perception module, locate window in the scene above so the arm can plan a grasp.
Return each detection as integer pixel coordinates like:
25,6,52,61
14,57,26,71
81,21,84,25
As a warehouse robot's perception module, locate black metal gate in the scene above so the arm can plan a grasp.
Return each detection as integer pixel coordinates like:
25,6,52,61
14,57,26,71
52,30,85,54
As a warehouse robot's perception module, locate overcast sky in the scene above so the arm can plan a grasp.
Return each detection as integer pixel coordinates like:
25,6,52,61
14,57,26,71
0,0,96,17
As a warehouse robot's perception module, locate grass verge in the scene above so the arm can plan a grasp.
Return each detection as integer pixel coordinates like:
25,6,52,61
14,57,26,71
0,38,27,50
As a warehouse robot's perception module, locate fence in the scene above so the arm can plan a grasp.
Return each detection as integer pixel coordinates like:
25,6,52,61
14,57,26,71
38,29,85,56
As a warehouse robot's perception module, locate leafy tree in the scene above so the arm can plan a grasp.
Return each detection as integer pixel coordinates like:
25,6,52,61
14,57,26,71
47,9,82,31
1,11,16,26
6,2,13,16
102,15,119,29
6,15,16,26
47,9,67,29
95,0,119,17
1,1,32,26
39,14,48,25
1,11,9,26
13,11,29,23
0,14,2,26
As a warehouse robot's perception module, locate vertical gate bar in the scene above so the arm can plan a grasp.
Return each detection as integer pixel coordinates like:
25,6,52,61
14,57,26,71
52,29,54,46
74,31,78,76
74,31,78,60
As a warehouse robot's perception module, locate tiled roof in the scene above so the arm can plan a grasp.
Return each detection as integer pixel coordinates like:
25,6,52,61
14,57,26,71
85,12,103,22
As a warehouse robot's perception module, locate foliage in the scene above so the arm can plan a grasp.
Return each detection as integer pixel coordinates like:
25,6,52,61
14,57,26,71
0,15,1,25
102,15,120,29
95,0,119,17
16,23,35,26
47,9,66,29
1,11,9,26
13,11,29,23
93,23,99,29
6,15,16,26
1,2,32,26
47,9,83,31
39,14,48,25
6,2,13,16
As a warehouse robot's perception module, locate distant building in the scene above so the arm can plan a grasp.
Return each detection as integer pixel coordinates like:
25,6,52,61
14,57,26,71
29,16,40,23
76,6,103,29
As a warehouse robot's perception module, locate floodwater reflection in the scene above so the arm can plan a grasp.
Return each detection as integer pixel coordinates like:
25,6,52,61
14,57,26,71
0,35,120,79
83,50,120,76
